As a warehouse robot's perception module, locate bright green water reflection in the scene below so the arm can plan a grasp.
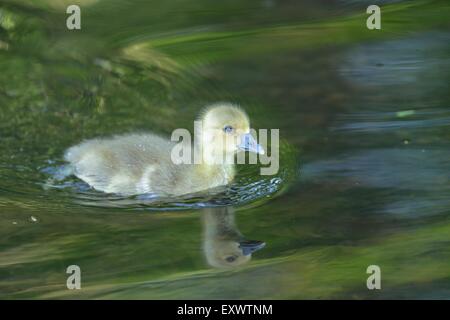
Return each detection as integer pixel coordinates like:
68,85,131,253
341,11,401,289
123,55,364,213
0,0,449,299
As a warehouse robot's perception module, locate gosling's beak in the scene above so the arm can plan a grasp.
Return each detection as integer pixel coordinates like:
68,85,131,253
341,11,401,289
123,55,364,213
238,133,265,155
239,240,266,256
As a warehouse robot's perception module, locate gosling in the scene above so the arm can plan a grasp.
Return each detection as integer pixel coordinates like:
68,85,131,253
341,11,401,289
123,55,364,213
64,103,264,196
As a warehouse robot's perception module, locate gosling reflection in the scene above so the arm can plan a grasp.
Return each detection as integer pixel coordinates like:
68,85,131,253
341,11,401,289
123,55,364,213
202,206,265,268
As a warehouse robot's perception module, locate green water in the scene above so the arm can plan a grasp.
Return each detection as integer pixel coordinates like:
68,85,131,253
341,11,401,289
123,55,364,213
0,0,449,299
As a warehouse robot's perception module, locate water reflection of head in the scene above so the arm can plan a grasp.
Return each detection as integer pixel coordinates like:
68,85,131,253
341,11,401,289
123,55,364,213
202,206,265,268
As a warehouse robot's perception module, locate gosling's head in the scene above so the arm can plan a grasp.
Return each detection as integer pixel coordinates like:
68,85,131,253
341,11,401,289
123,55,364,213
204,239,266,268
199,103,264,162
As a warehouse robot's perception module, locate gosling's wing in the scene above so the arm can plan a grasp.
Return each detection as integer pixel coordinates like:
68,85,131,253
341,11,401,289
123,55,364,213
65,139,123,193
109,134,182,194
64,133,177,195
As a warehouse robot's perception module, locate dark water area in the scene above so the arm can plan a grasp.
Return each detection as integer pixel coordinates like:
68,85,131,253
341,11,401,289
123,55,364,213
0,0,449,299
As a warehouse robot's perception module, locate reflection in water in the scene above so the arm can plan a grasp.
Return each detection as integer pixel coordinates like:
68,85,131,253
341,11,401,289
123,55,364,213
202,207,265,268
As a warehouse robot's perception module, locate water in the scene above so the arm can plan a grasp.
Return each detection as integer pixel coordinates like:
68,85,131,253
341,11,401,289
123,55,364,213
0,0,449,299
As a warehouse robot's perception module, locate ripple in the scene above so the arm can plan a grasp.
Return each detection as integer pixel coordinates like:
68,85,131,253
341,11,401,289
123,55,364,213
332,108,450,133
40,165,290,211
39,142,297,211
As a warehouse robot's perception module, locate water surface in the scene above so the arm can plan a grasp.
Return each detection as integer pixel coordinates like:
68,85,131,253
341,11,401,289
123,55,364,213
0,0,449,299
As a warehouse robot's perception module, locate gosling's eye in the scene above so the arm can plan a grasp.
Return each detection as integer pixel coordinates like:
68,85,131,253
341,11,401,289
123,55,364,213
225,256,236,263
223,125,233,133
